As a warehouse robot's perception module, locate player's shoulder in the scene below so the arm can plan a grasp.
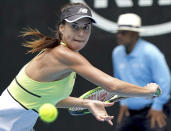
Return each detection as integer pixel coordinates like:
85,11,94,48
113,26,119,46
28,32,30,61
52,45,71,59
52,45,87,65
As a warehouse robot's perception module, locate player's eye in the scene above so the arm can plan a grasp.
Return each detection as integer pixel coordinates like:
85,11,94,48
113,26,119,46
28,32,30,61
83,25,89,31
71,24,79,31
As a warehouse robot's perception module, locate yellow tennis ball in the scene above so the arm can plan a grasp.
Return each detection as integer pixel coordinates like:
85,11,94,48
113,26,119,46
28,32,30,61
39,103,58,123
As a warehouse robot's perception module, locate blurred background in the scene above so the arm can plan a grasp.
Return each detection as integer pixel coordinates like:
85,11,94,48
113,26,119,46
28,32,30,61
0,0,171,130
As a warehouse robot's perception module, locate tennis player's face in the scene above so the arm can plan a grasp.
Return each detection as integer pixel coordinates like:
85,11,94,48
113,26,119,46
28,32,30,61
116,30,137,46
60,18,92,51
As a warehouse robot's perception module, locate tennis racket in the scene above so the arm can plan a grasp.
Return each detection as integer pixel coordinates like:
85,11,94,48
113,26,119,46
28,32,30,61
68,86,161,116
68,87,127,116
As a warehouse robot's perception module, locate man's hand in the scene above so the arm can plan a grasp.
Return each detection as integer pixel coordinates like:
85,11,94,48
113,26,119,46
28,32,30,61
117,105,130,124
147,109,167,128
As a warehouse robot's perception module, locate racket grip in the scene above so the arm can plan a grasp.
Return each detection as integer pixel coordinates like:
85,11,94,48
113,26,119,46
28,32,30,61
154,88,161,96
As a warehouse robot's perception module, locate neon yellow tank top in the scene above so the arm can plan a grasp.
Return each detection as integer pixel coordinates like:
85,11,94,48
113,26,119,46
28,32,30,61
8,64,76,112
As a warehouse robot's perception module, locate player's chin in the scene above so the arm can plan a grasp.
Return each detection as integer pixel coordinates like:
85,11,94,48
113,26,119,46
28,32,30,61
72,46,82,52
72,42,85,51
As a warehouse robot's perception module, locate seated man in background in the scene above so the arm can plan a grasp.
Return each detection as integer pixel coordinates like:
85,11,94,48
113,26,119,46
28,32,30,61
112,13,171,131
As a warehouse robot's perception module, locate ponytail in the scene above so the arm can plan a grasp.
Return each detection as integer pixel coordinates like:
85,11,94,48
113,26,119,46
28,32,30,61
21,27,60,54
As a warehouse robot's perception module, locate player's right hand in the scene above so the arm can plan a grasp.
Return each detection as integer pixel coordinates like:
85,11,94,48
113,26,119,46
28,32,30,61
145,83,161,97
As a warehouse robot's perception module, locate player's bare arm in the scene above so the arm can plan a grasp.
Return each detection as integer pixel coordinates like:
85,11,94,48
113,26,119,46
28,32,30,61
55,45,159,98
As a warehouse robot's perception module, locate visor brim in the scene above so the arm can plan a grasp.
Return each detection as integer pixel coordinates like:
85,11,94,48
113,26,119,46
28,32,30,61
65,15,96,23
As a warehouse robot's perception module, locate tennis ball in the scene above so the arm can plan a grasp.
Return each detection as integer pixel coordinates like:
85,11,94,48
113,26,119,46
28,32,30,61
39,103,58,123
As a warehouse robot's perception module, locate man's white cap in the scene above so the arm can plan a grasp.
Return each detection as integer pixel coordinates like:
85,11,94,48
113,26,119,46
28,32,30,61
117,13,142,32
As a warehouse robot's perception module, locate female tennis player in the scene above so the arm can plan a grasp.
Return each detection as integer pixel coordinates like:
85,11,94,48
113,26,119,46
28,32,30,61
0,2,160,131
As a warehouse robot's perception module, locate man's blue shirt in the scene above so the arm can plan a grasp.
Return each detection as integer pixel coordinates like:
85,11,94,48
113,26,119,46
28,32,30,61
112,38,171,110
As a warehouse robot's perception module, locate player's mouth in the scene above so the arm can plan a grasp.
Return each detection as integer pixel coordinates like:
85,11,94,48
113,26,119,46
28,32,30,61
74,39,85,43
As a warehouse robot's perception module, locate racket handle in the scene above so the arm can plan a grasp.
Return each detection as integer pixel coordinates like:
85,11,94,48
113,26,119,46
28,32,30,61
154,88,161,96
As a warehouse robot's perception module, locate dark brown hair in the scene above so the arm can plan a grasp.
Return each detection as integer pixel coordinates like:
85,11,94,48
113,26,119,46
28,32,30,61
21,2,89,54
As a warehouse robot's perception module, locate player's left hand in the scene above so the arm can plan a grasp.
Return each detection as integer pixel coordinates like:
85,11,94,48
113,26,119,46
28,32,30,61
147,109,167,128
83,99,114,126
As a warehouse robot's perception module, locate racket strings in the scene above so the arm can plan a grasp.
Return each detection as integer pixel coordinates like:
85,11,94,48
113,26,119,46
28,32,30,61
70,89,109,111
69,87,128,115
